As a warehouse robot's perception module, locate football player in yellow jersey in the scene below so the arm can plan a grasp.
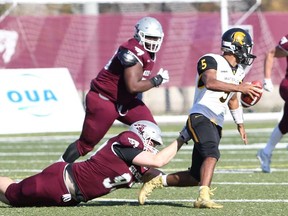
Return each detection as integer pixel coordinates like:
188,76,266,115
139,28,262,209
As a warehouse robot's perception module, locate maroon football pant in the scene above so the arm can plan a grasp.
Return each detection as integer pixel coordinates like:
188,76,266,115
279,78,288,134
5,162,79,207
76,90,156,156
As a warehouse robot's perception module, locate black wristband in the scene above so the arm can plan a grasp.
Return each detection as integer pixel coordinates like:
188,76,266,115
150,74,163,87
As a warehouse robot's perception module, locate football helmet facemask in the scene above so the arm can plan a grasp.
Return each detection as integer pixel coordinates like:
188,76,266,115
221,28,256,65
134,17,164,53
129,120,163,154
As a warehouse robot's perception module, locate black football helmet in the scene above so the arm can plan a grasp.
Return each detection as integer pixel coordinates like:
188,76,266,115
221,28,256,65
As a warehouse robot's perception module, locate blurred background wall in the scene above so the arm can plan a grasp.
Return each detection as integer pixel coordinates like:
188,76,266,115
0,0,287,115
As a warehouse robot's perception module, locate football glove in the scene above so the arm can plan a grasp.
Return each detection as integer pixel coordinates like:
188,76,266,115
150,68,169,87
157,68,169,84
263,78,273,92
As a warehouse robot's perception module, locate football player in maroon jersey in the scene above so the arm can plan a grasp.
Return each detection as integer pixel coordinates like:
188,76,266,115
257,34,288,173
0,121,186,207
59,17,169,163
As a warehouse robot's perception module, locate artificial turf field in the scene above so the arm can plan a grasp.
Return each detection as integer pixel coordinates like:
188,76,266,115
0,120,288,216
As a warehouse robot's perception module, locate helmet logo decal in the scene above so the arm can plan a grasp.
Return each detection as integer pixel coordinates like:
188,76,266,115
129,120,162,149
232,32,246,45
134,123,145,136
221,28,256,66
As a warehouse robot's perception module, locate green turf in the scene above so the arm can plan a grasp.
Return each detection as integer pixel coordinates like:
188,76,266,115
0,120,288,216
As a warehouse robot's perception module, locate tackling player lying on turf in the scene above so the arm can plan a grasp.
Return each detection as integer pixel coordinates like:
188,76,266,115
138,28,262,209
0,121,186,207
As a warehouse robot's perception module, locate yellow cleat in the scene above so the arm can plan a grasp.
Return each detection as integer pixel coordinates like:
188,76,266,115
138,175,163,205
193,186,223,209
194,199,223,209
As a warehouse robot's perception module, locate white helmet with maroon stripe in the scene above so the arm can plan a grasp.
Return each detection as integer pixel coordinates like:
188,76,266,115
134,17,164,53
129,120,163,154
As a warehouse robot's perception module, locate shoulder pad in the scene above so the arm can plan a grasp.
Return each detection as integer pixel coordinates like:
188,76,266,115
197,55,217,74
117,48,138,67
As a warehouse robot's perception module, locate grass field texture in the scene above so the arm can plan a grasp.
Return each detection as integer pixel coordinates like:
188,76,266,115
0,120,287,216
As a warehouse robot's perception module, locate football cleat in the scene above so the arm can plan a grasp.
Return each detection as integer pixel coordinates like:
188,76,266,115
194,199,224,209
193,186,223,209
257,149,271,173
138,175,163,205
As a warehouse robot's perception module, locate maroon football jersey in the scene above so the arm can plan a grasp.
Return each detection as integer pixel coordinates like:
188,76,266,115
72,131,149,202
91,38,156,105
278,34,288,76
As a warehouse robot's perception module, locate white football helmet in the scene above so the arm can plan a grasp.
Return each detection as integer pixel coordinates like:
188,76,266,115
134,17,164,53
129,120,163,154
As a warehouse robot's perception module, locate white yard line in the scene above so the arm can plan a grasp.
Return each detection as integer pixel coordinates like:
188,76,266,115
0,135,78,142
0,152,61,156
0,169,42,173
163,168,288,173
93,198,288,203
213,182,288,185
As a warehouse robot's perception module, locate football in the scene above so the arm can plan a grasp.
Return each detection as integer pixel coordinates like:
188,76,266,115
240,81,263,108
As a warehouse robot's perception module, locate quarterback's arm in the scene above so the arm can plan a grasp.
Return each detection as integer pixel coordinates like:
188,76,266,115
198,56,261,97
228,93,240,110
228,94,247,144
132,137,185,168
198,56,244,93
202,69,261,99
202,69,239,92
228,94,243,125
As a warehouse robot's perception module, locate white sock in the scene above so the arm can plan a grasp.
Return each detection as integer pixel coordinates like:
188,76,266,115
161,175,168,186
263,126,283,156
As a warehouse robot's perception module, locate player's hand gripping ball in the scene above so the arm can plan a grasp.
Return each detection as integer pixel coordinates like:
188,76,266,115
241,81,263,108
